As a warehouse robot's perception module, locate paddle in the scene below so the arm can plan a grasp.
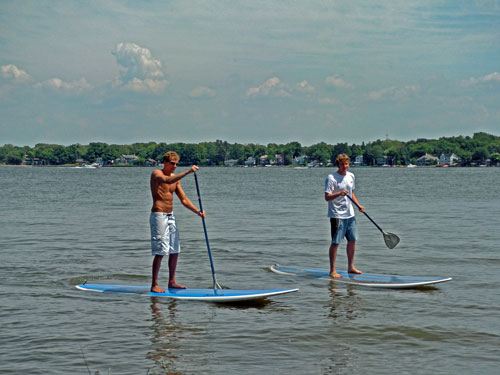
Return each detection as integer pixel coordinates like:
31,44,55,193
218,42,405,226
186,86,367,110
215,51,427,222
193,172,222,289
346,195,400,249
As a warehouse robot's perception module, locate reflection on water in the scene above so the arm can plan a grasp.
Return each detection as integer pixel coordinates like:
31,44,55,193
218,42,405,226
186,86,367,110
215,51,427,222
321,283,360,375
1,166,498,374
326,282,360,322
148,297,183,374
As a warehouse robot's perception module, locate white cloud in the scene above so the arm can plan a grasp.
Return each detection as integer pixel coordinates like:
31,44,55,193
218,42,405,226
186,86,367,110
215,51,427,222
1,64,31,83
318,97,337,105
463,72,500,86
325,75,353,89
34,77,92,94
246,77,291,98
296,80,315,93
121,77,167,94
367,85,419,101
190,86,216,98
112,42,168,94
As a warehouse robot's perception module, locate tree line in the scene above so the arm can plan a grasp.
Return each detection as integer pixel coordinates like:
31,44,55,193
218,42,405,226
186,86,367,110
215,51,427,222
1,132,499,166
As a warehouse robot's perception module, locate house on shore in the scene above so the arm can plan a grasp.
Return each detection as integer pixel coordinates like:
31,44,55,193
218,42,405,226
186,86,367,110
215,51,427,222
275,153,284,166
417,153,439,166
224,159,239,167
119,154,139,165
244,157,256,166
22,156,43,165
293,155,308,165
353,155,364,166
145,158,158,167
439,153,459,166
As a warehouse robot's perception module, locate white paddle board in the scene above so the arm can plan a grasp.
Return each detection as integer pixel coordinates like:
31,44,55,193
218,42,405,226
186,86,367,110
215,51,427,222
76,283,298,302
270,264,452,289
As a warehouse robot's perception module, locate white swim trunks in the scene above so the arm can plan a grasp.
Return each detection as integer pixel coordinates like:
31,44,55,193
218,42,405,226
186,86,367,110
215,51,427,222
150,212,181,256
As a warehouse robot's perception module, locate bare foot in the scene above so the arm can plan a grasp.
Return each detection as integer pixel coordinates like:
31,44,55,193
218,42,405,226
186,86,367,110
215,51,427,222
168,282,187,289
348,267,362,275
151,285,165,293
329,271,342,279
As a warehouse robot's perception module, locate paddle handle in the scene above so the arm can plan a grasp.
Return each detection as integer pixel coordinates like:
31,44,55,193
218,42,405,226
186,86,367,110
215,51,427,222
194,172,221,289
346,194,384,233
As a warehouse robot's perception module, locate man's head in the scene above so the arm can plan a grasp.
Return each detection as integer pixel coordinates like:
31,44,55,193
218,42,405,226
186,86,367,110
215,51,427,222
162,151,180,166
335,153,350,167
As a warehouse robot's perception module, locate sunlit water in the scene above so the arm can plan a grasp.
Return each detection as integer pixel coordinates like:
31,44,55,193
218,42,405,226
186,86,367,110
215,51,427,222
0,166,499,374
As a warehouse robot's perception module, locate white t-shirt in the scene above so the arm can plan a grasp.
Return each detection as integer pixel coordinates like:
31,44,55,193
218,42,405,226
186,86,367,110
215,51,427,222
325,171,355,219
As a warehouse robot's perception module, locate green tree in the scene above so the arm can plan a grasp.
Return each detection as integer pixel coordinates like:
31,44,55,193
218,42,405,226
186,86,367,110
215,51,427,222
228,143,245,162
457,150,472,166
214,140,229,165
490,153,500,166
363,145,384,166
307,142,332,165
85,142,109,162
471,147,489,164
7,152,23,165
332,143,351,162
180,143,202,164
283,141,303,158
409,143,431,159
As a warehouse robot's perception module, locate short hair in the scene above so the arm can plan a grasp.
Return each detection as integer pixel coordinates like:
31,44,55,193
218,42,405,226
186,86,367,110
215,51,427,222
335,153,350,166
162,151,180,164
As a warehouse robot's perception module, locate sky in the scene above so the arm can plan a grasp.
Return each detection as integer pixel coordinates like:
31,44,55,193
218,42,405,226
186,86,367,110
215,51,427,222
1,0,499,147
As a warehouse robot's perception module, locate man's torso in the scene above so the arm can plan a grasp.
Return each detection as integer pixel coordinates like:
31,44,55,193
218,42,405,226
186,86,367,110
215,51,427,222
150,170,178,212
325,171,355,218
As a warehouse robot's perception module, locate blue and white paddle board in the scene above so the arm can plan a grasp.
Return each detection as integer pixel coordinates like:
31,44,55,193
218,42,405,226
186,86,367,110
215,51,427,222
270,264,452,289
76,283,298,302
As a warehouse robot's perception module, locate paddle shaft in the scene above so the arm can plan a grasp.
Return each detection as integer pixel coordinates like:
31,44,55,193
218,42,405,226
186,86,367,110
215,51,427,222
346,194,384,233
193,172,221,289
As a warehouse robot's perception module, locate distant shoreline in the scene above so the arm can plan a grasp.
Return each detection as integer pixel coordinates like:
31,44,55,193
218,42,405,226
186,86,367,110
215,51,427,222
1,163,495,168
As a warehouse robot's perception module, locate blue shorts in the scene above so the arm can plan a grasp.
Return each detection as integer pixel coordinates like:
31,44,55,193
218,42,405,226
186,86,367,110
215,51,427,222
330,217,358,244
150,212,180,256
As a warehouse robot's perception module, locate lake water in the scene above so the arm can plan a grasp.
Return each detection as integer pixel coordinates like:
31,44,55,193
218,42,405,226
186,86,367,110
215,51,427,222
0,165,499,374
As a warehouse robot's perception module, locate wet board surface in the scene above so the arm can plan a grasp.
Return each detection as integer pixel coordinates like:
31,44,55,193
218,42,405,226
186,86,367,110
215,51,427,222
270,264,452,289
76,283,299,302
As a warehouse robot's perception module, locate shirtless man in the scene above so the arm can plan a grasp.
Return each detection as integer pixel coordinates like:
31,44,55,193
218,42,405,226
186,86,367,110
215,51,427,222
324,154,365,278
150,151,205,292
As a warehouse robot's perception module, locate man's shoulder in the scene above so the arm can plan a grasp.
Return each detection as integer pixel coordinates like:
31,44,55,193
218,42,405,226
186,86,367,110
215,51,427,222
152,169,174,177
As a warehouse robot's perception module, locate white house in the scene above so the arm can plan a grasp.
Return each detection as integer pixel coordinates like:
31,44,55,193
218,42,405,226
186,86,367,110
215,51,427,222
417,153,439,165
120,154,139,164
293,155,308,165
354,155,364,166
439,153,459,166
244,157,256,166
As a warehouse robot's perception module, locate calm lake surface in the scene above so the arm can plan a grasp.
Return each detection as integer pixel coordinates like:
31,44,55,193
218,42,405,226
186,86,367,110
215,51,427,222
0,166,499,374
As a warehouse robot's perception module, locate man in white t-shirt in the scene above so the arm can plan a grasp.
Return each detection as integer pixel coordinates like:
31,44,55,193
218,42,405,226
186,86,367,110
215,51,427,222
324,154,365,278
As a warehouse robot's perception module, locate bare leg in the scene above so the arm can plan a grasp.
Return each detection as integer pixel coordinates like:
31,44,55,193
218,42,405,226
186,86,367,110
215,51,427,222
329,243,342,278
151,255,165,293
346,241,362,274
168,253,186,289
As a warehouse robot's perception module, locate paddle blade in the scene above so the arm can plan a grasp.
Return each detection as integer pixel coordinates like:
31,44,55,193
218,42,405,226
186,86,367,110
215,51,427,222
383,232,400,249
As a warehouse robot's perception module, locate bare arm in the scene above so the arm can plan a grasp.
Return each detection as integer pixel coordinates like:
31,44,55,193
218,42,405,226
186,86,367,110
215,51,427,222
175,182,206,218
151,165,199,184
325,190,345,201
325,190,365,213
351,192,365,212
